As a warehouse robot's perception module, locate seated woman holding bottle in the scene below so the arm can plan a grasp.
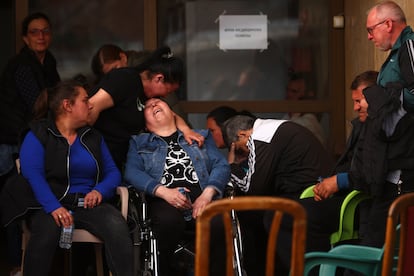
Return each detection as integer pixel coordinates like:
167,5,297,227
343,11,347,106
124,98,230,275
2,80,133,276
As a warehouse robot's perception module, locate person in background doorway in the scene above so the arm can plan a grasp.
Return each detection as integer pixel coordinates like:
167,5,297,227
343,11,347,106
283,71,326,146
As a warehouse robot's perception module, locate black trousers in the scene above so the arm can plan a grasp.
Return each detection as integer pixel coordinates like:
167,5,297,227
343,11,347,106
343,183,399,276
23,202,133,276
358,183,399,248
148,198,226,276
239,194,344,276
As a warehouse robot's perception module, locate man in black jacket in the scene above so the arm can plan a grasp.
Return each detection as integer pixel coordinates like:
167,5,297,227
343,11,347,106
313,69,414,253
222,115,343,275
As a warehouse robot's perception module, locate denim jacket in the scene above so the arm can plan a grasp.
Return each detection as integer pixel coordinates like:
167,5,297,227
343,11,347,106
124,129,230,197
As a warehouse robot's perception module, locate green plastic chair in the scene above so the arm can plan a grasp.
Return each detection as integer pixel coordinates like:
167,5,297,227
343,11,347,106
300,185,370,245
304,244,383,276
304,192,414,275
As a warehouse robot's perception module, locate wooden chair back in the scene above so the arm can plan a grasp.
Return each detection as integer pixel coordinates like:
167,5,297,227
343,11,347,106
382,192,414,276
194,196,307,276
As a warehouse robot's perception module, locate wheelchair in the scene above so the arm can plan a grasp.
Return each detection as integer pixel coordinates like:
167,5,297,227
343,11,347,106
225,182,247,276
127,183,247,276
127,187,160,276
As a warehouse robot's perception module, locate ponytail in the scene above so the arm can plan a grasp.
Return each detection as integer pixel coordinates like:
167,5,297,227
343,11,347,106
32,80,82,121
135,46,184,84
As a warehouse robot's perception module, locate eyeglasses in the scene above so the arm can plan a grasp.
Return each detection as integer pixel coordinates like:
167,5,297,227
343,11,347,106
28,28,51,36
366,20,387,35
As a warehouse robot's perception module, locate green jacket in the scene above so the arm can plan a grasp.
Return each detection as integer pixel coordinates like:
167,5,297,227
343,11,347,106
378,26,414,112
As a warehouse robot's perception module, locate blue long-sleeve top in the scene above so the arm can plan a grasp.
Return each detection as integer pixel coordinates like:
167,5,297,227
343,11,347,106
20,130,121,214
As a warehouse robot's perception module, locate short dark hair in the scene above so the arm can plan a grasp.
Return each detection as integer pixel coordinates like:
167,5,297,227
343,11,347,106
288,70,316,99
350,70,378,90
222,115,255,148
22,12,51,36
207,106,238,127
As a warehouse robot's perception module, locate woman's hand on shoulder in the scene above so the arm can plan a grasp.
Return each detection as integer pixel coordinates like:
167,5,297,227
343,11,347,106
183,129,205,147
174,113,204,147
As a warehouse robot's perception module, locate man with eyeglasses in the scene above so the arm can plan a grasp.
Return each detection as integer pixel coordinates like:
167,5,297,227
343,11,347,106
366,1,414,110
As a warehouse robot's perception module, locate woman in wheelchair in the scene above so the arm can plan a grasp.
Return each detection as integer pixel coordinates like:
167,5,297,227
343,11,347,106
1,80,133,276
124,98,231,275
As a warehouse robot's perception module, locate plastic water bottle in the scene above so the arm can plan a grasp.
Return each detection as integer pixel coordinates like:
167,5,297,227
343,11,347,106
59,211,74,249
178,188,193,221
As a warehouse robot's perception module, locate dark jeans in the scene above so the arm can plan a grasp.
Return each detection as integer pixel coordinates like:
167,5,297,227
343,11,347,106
23,202,133,276
148,198,225,276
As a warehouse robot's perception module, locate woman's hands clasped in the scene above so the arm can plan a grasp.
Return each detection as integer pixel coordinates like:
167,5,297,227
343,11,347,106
155,186,192,210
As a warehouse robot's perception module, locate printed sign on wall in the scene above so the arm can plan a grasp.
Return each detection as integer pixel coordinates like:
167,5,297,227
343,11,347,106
219,14,268,50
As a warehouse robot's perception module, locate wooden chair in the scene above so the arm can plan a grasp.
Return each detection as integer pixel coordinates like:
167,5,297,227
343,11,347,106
382,192,414,276
21,186,129,276
194,196,307,276
303,192,414,276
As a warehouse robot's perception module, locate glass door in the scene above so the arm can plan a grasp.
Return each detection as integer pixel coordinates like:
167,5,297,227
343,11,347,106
157,0,344,154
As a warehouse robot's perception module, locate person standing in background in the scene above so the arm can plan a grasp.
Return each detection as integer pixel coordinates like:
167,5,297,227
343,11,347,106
0,12,60,276
90,44,186,120
88,46,202,170
366,1,414,113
